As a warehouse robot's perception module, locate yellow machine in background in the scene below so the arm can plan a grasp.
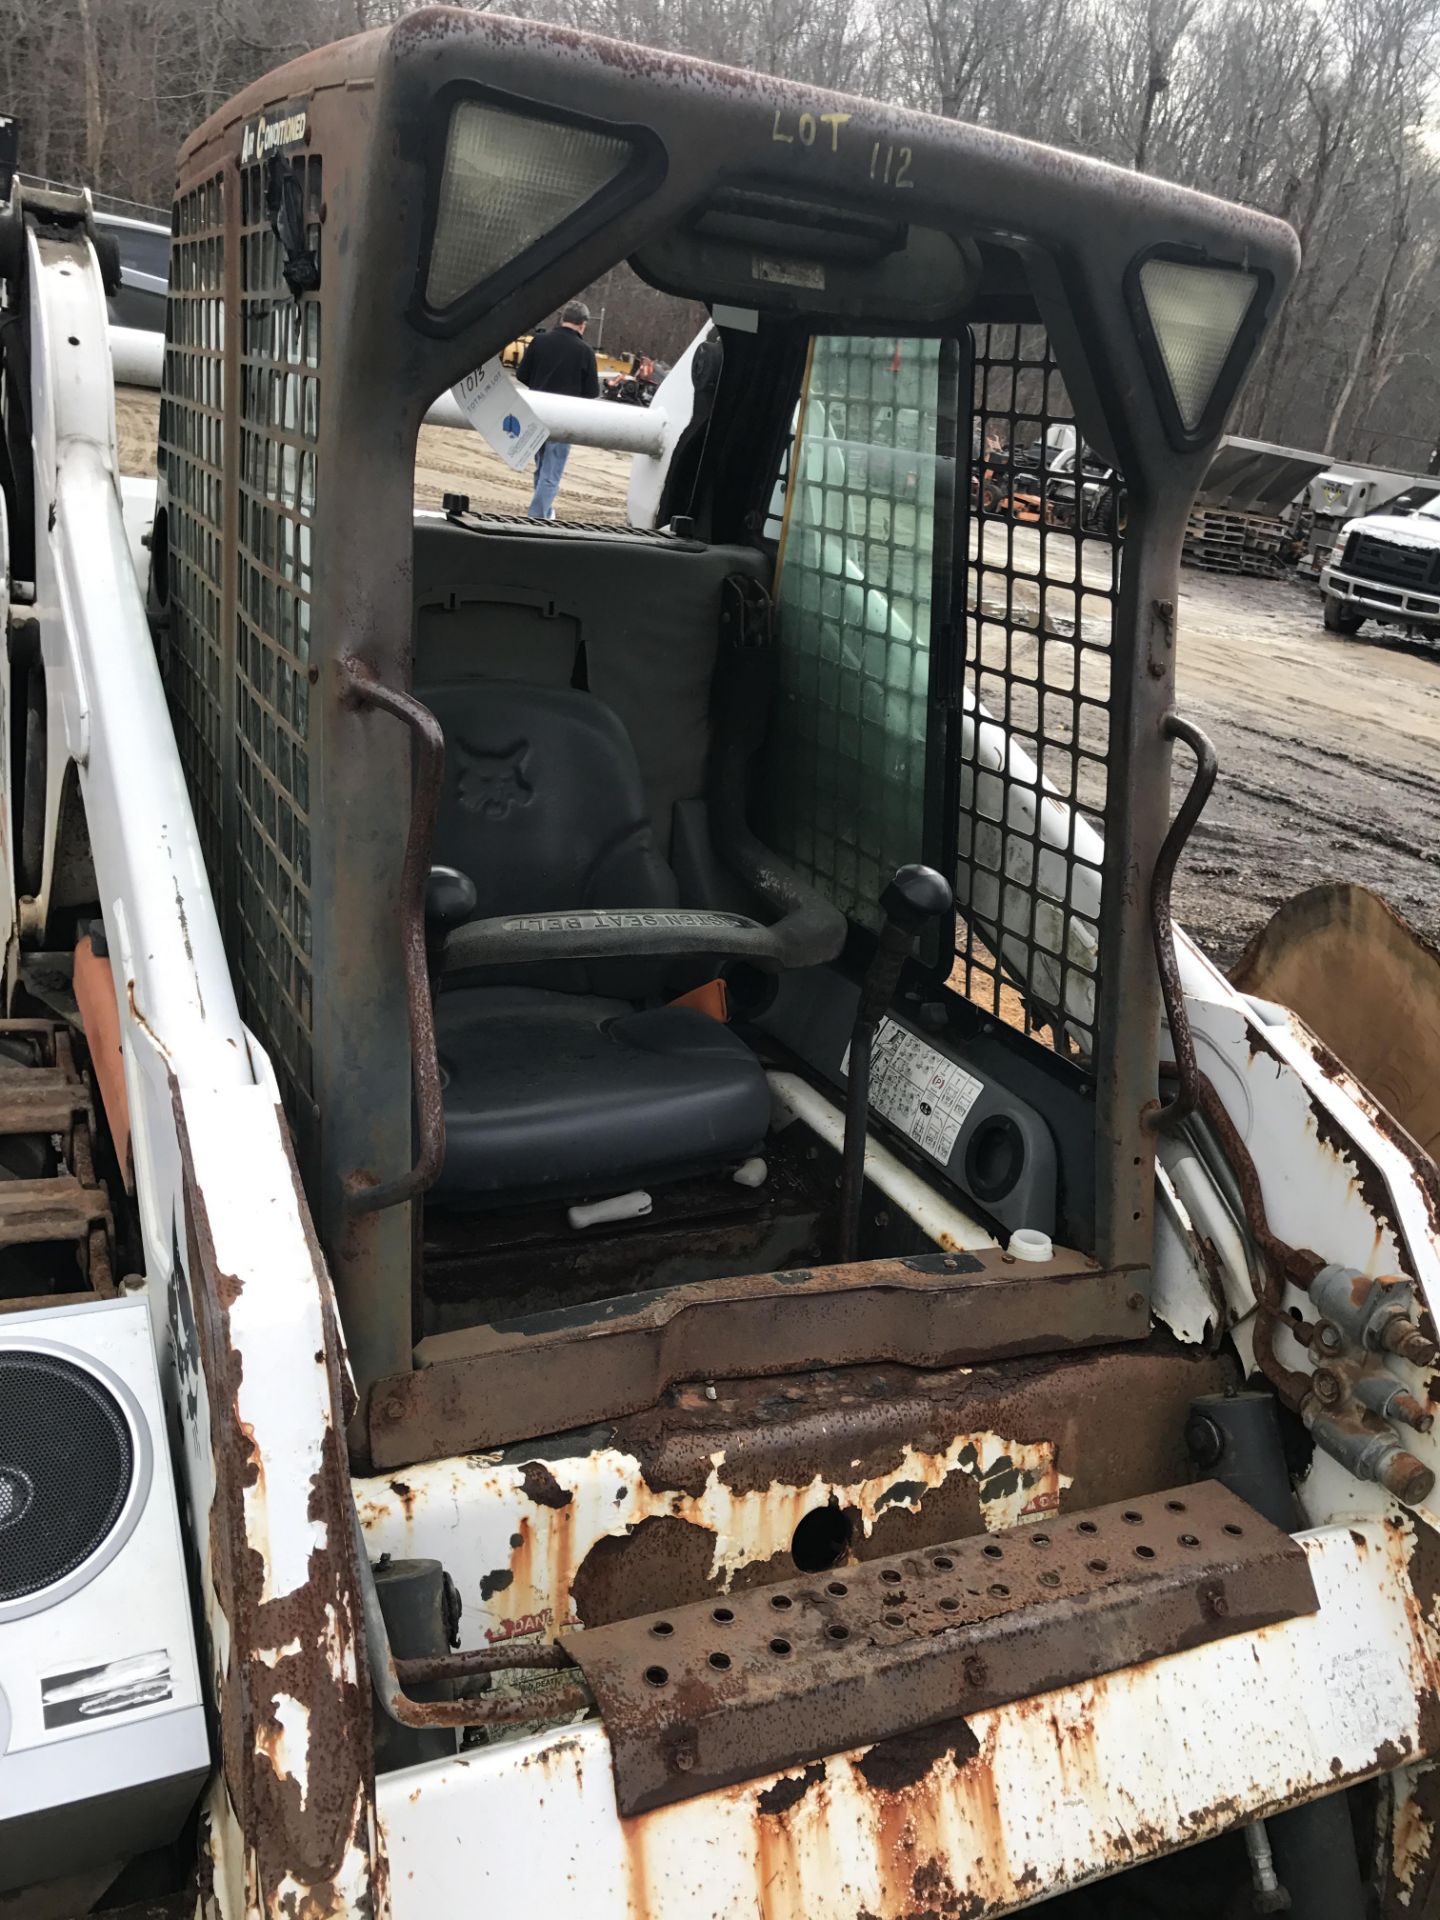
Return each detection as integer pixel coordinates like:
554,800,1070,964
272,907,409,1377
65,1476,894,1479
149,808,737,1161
501,332,633,380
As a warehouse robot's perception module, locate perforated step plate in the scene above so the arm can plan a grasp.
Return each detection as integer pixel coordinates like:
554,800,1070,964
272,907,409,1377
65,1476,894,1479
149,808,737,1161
572,1482,1317,1813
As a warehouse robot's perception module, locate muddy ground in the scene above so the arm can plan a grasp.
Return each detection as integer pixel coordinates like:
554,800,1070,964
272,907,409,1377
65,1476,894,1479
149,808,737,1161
118,387,1439,972
1170,568,1440,969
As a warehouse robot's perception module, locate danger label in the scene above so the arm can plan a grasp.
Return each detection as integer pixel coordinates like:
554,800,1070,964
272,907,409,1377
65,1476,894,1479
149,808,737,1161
846,1020,983,1166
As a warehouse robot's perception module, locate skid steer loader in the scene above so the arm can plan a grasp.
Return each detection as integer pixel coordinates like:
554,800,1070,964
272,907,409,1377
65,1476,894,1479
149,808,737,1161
3,13,1440,1920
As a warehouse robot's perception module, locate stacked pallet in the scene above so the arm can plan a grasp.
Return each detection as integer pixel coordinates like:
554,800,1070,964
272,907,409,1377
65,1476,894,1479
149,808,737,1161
1183,506,1289,579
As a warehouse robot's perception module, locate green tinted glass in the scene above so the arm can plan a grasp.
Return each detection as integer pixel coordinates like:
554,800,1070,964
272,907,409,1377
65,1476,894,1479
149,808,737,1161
764,336,943,930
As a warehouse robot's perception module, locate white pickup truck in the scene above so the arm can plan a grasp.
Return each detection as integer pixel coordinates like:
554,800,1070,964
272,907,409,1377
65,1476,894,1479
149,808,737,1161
1320,493,1440,639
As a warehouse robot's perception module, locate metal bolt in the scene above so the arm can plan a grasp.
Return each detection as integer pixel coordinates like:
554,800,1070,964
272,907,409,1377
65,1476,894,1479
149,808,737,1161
1315,1320,1345,1356
671,1736,697,1773
1309,1366,1344,1408
1383,1322,1440,1368
1127,1291,1146,1312
1184,1412,1224,1470
1379,1450,1436,1507
1390,1390,1434,1435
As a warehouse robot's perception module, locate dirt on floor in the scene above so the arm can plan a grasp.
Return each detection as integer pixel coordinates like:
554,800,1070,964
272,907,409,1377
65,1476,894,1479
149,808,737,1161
117,385,1440,973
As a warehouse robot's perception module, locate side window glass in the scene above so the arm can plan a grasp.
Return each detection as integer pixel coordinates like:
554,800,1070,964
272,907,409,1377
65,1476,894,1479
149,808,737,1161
762,336,946,930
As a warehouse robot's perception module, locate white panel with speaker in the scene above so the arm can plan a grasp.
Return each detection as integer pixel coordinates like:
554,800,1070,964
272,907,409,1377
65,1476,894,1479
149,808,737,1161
0,1296,209,1894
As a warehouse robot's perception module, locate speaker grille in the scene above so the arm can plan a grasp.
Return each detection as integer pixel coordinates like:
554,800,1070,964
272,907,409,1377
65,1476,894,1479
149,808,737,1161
0,1351,135,1605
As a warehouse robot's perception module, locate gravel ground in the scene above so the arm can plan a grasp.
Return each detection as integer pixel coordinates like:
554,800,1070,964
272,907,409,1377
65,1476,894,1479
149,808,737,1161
118,388,1439,972
1171,567,1440,969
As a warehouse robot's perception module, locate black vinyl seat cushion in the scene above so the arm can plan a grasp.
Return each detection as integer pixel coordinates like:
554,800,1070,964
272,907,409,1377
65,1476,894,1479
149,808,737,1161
434,988,771,1205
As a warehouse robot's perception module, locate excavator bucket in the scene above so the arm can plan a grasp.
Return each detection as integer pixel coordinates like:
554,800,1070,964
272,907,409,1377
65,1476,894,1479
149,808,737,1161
1231,882,1440,1162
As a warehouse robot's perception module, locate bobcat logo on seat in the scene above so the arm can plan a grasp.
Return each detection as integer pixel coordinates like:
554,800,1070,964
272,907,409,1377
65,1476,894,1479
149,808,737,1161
456,738,533,821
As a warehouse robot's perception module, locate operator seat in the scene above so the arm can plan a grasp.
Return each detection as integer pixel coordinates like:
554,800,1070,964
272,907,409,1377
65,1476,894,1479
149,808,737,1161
424,682,777,1205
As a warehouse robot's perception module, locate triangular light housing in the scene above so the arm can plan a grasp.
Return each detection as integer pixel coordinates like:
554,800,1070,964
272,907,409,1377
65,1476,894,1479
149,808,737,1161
1139,258,1258,432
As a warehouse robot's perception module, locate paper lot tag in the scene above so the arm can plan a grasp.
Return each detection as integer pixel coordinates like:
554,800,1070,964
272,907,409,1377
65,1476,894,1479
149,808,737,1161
450,359,549,472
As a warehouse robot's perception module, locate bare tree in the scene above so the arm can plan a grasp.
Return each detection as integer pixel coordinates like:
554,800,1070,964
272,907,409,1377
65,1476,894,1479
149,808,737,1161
5,0,1440,466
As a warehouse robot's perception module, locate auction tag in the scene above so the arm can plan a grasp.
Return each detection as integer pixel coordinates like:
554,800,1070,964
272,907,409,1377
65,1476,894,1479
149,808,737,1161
844,1019,984,1166
450,358,549,471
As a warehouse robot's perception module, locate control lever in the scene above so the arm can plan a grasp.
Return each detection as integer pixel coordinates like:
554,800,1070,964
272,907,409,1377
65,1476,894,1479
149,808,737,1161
426,866,478,998
836,864,954,1263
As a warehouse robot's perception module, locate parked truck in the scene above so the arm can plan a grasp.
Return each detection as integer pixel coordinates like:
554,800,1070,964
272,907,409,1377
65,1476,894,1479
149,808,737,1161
1321,491,1440,641
4,14,1440,1920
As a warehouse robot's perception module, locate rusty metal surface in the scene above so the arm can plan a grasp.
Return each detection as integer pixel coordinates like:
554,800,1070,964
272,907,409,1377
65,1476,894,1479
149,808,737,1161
0,1175,109,1245
170,1086,377,1919
396,1641,577,1683
371,1248,1149,1468
338,654,446,1215
0,1018,115,1296
359,1339,1240,1669
377,1521,1436,1918
0,1066,89,1133
572,1480,1318,1815
1186,1066,1320,1407
1147,713,1216,1131
384,1676,592,1730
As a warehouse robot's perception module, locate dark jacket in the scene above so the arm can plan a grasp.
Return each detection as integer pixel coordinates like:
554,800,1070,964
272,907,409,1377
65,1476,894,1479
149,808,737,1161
516,326,599,400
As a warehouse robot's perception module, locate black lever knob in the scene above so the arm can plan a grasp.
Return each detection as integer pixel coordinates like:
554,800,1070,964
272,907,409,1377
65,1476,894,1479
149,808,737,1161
425,866,478,933
880,863,954,936
858,864,953,1026
425,866,479,1001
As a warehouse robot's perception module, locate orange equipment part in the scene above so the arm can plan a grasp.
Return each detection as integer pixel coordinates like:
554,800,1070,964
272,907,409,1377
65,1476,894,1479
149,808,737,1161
73,933,132,1190
668,979,729,1022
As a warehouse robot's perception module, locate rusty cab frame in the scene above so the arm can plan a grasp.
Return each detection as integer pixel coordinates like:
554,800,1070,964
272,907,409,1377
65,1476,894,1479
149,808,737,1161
154,12,1297,1502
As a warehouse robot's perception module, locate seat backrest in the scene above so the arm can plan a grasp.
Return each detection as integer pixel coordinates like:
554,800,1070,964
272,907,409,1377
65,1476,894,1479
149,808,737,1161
423,680,679,999
412,522,770,854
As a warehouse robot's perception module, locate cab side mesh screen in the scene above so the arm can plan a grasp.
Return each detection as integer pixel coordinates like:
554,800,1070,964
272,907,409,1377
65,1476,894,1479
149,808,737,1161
162,175,226,877
233,154,323,1116
765,335,943,932
957,325,1124,1061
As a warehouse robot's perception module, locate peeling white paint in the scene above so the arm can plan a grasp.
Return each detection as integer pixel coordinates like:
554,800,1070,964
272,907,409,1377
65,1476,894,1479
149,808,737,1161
689,1429,1071,1584
1389,1761,1440,1904
253,1638,305,1668
357,1426,1072,1649
323,1601,360,1687
261,1693,312,1810
376,1526,1437,1920
183,1086,334,1603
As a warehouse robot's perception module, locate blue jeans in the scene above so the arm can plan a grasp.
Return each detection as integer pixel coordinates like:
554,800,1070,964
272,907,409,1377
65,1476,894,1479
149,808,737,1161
528,440,570,519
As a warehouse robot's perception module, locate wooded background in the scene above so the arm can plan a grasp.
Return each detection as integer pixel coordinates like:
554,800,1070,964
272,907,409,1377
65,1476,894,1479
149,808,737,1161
5,0,1439,465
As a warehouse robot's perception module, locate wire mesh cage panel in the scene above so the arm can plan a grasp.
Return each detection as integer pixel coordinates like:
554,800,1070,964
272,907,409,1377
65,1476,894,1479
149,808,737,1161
765,335,946,932
163,150,324,1128
230,154,324,1121
160,174,226,879
957,324,1126,1063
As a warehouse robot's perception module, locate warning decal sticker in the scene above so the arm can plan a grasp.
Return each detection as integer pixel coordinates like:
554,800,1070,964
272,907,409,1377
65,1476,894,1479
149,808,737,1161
846,1019,984,1166
42,1650,172,1727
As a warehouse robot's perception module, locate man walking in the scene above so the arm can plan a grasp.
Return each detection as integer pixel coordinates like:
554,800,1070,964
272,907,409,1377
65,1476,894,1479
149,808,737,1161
515,301,599,519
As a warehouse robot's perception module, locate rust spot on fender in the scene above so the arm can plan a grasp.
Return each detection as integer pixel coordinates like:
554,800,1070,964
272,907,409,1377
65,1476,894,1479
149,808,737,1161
856,1716,981,1792
757,1760,827,1816
520,1460,574,1509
